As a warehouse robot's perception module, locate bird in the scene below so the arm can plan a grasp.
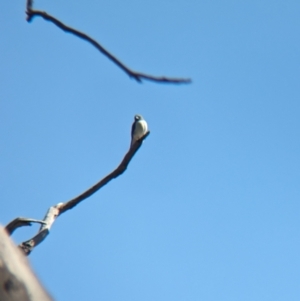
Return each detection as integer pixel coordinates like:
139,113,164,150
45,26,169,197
131,114,148,147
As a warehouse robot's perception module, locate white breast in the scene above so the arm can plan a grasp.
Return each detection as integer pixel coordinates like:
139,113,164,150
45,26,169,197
133,120,148,140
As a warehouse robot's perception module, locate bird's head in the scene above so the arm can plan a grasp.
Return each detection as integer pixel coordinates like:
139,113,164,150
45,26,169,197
134,114,143,121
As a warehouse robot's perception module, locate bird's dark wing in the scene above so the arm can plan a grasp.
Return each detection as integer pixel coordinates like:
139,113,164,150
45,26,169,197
131,121,136,139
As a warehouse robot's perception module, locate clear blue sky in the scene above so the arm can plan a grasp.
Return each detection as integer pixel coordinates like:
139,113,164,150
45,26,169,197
1,0,299,300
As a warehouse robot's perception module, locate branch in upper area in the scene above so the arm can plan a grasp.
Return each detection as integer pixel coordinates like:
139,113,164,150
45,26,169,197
9,132,149,256
25,1,191,84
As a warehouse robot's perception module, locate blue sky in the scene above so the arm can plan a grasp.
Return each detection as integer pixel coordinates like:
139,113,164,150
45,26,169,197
1,0,300,300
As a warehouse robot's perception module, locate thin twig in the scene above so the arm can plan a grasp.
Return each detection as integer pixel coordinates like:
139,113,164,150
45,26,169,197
25,6,191,84
5,218,46,235
59,132,150,214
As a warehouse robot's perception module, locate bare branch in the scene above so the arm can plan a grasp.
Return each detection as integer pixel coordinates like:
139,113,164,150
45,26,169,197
25,4,191,84
15,132,149,255
19,205,62,256
59,132,150,214
5,218,46,236
26,0,33,11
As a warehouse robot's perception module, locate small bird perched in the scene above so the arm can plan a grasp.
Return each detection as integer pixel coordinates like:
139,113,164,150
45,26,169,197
131,114,148,147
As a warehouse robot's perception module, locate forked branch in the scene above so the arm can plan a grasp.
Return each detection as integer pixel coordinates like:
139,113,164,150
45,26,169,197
6,132,150,256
